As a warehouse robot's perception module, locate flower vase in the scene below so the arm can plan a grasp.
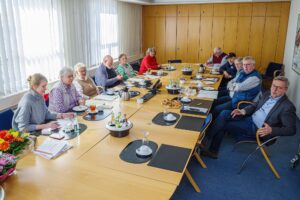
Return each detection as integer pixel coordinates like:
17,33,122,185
0,167,15,182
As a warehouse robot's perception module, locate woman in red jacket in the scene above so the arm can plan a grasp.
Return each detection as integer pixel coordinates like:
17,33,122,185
139,47,161,74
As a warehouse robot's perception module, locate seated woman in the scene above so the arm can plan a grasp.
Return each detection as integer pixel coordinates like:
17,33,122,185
139,47,161,74
49,67,84,113
73,63,100,100
95,55,123,89
115,54,136,80
12,73,73,132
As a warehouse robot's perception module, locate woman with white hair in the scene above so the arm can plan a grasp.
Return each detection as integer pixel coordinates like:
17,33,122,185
49,67,84,113
73,63,99,99
139,47,161,74
12,73,74,132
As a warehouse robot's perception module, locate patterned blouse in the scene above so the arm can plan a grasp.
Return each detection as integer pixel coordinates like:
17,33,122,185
49,81,82,113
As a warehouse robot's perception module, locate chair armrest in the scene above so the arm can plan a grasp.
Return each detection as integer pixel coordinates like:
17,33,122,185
237,101,254,109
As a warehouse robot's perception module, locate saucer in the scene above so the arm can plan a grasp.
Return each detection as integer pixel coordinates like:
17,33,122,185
181,98,191,103
87,109,99,115
72,105,88,112
136,145,153,157
164,115,177,122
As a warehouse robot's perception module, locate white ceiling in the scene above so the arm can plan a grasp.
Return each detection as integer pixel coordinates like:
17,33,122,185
119,0,290,5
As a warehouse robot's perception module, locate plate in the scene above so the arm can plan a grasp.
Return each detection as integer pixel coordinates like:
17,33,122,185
72,105,88,112
166,86,181,90
203,81,215,85
211,71,220,75
203,87,215,91
87,109,99,114
181,98,192,103
164,115,177,122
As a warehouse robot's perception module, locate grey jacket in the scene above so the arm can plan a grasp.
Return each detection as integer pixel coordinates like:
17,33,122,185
244,91,296,137
12,90,57,132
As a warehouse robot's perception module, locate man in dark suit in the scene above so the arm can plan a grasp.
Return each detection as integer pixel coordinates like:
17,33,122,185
200,76,296,159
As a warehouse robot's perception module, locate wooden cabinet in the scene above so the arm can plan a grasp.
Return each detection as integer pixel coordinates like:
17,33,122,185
142,2,289,69
176,17,189,61
199,17,213,63
187,16,200,62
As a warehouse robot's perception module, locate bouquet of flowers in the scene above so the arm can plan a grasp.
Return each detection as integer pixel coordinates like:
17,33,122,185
0,129,30,156
0,153,17,182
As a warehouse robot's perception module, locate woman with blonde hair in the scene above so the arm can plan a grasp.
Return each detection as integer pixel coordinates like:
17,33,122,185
115,54,136,80
73,63,99,99
139,47,161,74
12,73,73,132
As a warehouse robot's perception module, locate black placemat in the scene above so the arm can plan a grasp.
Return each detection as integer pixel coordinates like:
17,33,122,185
175,115,205,132
63,123,87,140
152,112,180,126
83,109,112,121
148,144,192,173
120,140,158,164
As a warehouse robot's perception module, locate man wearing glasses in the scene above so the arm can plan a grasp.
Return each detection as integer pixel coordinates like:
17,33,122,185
200,76,296,159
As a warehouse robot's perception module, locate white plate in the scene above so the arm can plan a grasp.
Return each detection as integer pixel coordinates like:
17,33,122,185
203,87,215,91
164,115,177,122
72,105,88,112
203,81,215,85
181,98,192,103
211,71,220,75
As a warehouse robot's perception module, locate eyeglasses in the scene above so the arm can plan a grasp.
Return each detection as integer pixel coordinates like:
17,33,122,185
271,84,287,90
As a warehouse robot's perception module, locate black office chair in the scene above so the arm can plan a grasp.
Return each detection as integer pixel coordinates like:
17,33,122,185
262,62,283,89
0,108,14,130
130,60,141,72
168,59,182,63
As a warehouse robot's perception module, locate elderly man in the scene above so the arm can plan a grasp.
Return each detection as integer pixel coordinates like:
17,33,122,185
201,76,296,159
95,55,123,89
211,56,261,118
207,47,227,65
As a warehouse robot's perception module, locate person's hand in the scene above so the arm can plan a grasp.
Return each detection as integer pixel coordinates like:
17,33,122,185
157,64,161,68
231,109,245,118
257,123,272,137
44,121,59,129
223,71,229,78
78,99,85,105
62,112,75,119
117,75,123,80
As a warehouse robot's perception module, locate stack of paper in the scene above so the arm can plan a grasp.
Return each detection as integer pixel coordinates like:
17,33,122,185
33,139,72,160
197,90,219,99
94,94,118,101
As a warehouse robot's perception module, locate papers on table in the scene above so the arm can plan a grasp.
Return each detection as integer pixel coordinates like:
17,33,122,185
33,139,72,160
144,74,160,79
197,90,218,99
94,94,118,101
182,105,208,114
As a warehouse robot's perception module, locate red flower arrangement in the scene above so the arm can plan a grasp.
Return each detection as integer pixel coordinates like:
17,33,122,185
0,129,30,156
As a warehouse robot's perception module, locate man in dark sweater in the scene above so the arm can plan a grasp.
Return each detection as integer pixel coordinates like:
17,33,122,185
219,52,237,87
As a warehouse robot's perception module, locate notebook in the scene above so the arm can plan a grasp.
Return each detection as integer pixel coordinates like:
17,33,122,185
33,139,72,160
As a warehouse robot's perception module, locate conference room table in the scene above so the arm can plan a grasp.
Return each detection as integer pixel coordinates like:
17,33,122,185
3,63,223,200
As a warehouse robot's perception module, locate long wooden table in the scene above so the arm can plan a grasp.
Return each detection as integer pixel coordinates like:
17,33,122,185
3,63,222,199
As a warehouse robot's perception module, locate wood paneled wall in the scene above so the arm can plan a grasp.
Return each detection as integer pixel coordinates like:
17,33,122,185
142,2,290,73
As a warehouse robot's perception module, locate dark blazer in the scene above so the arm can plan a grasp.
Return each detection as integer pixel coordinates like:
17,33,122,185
244,91,296,137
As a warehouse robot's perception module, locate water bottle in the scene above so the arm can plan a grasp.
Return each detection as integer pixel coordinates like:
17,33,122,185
73,113,79,134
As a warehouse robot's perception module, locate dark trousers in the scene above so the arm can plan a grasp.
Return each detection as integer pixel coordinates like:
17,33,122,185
204,110,258,153
211,96,232,118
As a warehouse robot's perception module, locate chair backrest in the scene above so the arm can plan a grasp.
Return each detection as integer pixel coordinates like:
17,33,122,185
200,113,212,133
168,59,182,64
265,62,283,78
0,109,14,130
130,60,141,72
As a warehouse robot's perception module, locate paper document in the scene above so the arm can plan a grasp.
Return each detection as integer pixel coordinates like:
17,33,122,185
197,90,218,99
33,139,72,160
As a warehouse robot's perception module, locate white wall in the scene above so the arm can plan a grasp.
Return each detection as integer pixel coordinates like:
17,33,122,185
283,0,300,117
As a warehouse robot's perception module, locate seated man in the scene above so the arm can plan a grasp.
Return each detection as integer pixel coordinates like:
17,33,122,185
95,55,123,89
219,52,237,87
201,76,296,159
211,56,261,118
206,47,227,65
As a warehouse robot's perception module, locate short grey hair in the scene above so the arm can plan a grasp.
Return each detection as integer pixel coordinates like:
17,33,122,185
234,57,243,64
243,56,256,64
146,47,156,55
74,63,86,72
103,55,113,63
213,47,222,54
59,67,74,77
274,76,289,87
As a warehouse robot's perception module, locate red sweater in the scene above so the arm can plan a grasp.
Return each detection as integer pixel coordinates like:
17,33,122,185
139,55,159,74
213,52,227,64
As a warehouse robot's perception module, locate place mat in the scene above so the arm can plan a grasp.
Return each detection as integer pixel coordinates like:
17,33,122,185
175,115,205,132
152,112,180,126
61,123,87,140
148,144,192,173
83,109,112,121
120,140,158,164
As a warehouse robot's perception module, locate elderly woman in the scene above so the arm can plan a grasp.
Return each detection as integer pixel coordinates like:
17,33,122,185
49,67,84,113
73,63,99,100
12,73,73,132
207,47,227,65
139,47,161,74
95,55,123,89
115,54,136,80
